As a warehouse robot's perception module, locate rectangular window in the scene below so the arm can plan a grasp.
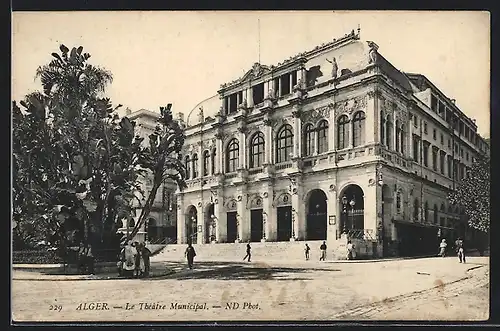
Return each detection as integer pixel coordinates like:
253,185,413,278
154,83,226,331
440,133,444,145
252,83,264,105
413,115,418,128
459,121,464,136
432,148,438,171
466,152,469,161
423,143,429,167
273,77,280,97
465,127,469,140
440,151,446,175
448,139,451,149
424,122,428,134
439,102,446,116
447,155,453,178
228,93,238,114
460,148,464,157
412,135,419,162
431,94,438,112
433,129,437,140
280,74,291,96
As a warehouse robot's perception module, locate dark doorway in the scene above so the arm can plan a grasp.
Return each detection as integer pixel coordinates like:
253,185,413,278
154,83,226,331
147,218,158,242
277,206,292,241
250,209,263,242
307,190,327,240
339,185,365,231
186,206,198,244
227,211,238,243
396,223,440,257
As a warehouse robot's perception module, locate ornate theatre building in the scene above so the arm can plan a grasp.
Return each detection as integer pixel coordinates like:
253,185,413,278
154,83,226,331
155,30,488,258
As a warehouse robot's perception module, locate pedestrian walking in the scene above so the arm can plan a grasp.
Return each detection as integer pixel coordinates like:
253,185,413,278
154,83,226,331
346,240,355,260
185,243,197,269
85,243,95,275
319,241,327,261
455,237,466,263
243,242,251,262
438,239,447,257
304,243,310,260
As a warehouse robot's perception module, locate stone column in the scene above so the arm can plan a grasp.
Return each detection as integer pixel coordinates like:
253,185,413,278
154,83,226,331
236,197,245,242
247,86,254,108
289,73,294,92
291,179,305,240
324,188,342,242
293,115,301,158
365,183,379,239
330,104,336,152
265,122,273,164
216,137,223,174
366,92,377,144
197,204,204,245
176,195,185,244
240,130,247,169
393,112,398,152
263,185,276,241
216,189,227,242
263,81,269,99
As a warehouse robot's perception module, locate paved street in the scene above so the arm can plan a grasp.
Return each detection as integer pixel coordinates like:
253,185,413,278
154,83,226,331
12,256,489,322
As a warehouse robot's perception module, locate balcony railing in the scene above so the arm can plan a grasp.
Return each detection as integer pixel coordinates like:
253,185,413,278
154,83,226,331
248,167,263,175
275,162,293,170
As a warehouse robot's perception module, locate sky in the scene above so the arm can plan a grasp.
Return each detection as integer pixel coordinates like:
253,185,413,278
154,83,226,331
12,11,490,138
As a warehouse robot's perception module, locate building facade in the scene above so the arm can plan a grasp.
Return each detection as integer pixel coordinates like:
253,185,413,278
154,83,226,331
172,30,488,257
123,109,179,244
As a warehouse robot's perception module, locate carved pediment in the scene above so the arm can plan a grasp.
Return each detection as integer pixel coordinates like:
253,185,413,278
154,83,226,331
335,95,368,117
241,62,272,82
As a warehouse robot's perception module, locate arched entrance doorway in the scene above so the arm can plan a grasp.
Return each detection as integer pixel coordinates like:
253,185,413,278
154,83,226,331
185,206,198,244
205,203,216,243
249,196,264,242
306,189,328,240
339,184,364,234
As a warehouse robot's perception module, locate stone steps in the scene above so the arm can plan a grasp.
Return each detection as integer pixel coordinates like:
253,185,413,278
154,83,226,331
152,240,352,262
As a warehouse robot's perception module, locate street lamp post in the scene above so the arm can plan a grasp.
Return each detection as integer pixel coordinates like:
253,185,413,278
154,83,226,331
191,216,196,244
342,195,348,234
349,197,356,231
262,212,267,241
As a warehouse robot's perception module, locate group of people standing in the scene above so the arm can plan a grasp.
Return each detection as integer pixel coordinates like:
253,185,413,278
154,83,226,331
118,240,151,278
438,237,467,263
306,240,356,261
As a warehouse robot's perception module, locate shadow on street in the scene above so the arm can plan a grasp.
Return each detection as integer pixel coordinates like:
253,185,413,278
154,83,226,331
144,261,341,281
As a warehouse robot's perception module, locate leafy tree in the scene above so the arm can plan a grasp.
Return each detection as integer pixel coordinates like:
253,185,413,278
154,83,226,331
129,105,187,241
12,45,145,254
448,155,490,233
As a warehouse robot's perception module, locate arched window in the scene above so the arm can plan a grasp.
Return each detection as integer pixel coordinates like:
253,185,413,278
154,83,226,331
352,111,366,147
203,150,210,176
380,111,386,145
211,149,216,174
424,201,429,222
185,155,191,180
395,120,401,152
303,123,314,156
401,124,406,155
413,198,419,220
192,154,199,178
317,120,329,153
337,115,349,149
386,115,393,149
433,204,438,224
226,139,239,173
276,124,294,163
249,132,265,168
